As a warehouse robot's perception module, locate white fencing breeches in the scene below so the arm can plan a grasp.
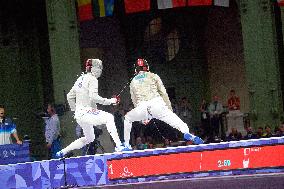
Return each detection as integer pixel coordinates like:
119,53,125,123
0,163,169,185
61,108,121,155
124,97,190,145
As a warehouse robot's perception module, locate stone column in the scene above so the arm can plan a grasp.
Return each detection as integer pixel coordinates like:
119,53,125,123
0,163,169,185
45,0,82,153
45,0,81,104
239,0,283,128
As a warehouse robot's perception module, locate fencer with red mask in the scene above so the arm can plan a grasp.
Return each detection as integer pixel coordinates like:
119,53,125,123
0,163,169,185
123,58,204,150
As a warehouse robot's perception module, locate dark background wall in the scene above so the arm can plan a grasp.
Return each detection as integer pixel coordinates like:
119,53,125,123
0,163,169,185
0,0,51,159
79,17,130,109
205,0,249,112
113,3,247,126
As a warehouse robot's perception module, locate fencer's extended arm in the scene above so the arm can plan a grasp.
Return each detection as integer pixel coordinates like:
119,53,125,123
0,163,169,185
89,79,116,105
155,75,173,111
67,86,76,111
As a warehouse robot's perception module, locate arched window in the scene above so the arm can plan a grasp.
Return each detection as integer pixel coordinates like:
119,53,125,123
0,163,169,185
166,29,180,61
144,17,162,41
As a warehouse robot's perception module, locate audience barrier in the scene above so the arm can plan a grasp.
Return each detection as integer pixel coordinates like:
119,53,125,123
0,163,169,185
0,137,283,188
0,142,30,165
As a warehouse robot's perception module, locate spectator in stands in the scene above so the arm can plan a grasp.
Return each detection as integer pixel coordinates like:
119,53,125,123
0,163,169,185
163,138,172,148
256,127,264,138
43,103,61,159
134,137,146,150
278,123,284,136
263,125,273,138
208,95,223,140
131,121,145,147
0,105,22,145
199,99,210,141
227,89,240,111
185,140,194,145
243,126,257,140
145,136,154,149
178,97,193,131
171,98,179,114
227,127,242,141
226,89,245,136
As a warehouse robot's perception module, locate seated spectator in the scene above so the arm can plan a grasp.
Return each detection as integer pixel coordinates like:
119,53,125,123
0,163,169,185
134,137,146,150
171,98,179,114
256,127,264,138
243,126,257,140
163,138,172,148
263,125,273,138
276,122,284,137
145,136,154,149
0,105,22,145
185,140,194,145
227,128,242,141
131,121,145,146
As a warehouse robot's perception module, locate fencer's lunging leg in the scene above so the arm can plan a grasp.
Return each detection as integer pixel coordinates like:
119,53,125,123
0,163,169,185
157,111,203,144
156,109,190,133
61,124,96,156
123,104,148,149
149,99,203,144
104,113,122,148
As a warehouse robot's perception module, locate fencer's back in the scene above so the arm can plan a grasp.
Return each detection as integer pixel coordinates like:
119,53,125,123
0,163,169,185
74,73,97,108
130,72,160,103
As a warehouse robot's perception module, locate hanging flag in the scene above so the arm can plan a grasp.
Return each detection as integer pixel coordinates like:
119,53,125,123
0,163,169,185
188,0,212,6
124,0,151,14
77,0,93,21
77,0,91,6
214,0,229,7
93,0,114,17
278,0,284,6
157,0,187,9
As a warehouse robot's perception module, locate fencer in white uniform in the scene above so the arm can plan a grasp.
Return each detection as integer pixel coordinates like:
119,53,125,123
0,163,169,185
56,59,123,157
123,59,204,150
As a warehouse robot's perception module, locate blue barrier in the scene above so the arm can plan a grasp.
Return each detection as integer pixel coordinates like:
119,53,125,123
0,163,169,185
0,142,30,165
0,137,283,189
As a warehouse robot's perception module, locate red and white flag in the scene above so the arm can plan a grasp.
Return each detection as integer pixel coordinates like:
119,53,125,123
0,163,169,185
188,0,212,6
278,0,284,6
157,0,187,9
214,0,229,7
77,0,93,21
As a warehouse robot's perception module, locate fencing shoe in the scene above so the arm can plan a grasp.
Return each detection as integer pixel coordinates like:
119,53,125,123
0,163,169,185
55,151,64,159
193,136,204,145
115,145,125,152
122,143,132,151
184,133,204,145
